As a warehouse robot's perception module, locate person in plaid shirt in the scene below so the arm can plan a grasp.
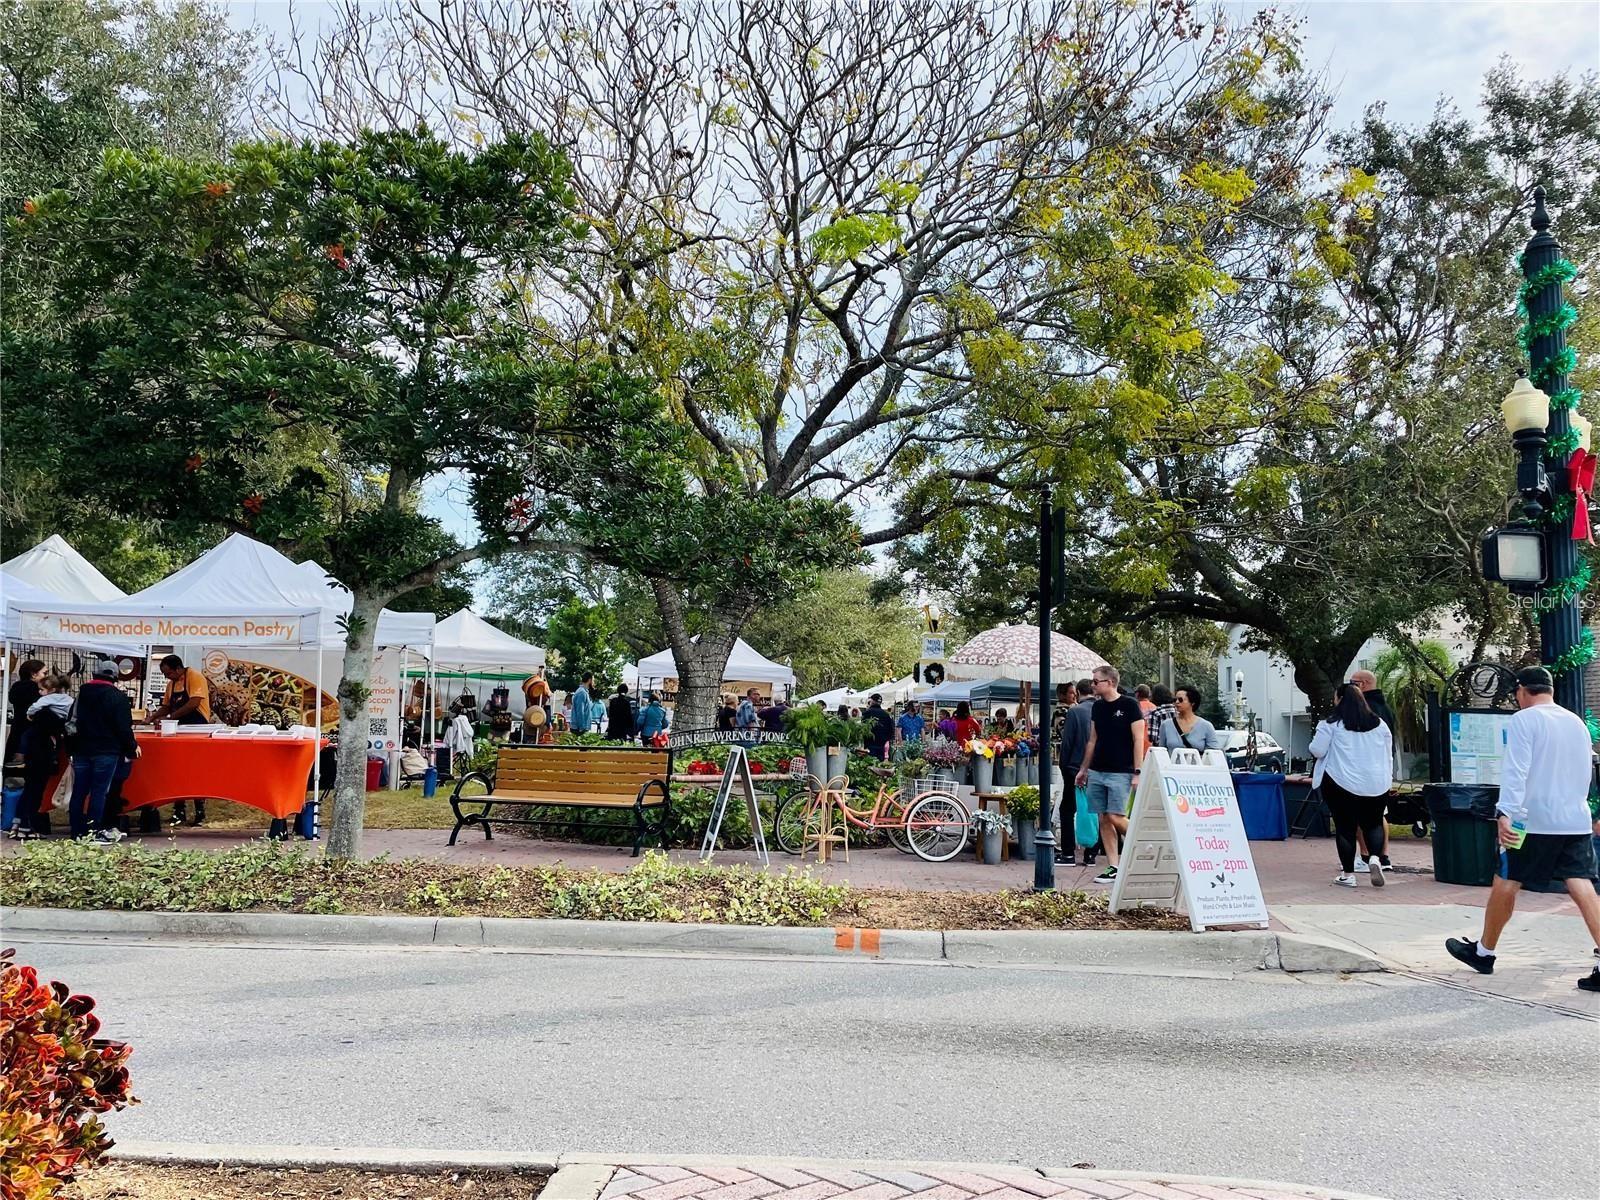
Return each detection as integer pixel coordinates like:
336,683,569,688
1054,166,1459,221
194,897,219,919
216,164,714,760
1143,684,1176,747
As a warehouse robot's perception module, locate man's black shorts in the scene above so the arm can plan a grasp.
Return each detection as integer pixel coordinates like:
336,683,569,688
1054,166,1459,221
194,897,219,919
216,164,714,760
1504,833,1598,885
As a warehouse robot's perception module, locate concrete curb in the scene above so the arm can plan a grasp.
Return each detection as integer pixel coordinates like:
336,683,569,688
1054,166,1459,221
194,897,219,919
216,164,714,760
114,1140,558,1172
108,1142,1390,1199
2,906,1384,974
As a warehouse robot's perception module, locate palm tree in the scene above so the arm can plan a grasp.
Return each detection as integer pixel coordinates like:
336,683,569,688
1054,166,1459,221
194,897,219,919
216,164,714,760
1374,640,1453,754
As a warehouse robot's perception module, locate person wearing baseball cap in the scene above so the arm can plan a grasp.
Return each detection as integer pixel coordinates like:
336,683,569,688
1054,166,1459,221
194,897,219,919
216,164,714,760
68,660,139,843
1447,666,1600,992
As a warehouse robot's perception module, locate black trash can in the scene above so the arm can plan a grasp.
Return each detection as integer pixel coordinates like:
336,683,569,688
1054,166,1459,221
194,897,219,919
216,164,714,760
1423,784,1500,886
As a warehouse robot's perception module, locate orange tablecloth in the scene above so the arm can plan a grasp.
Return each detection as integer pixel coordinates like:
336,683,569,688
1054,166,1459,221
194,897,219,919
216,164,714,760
121,732,318,819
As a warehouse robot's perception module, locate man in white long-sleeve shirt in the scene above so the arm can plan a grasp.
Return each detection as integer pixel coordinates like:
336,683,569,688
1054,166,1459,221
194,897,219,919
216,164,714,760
1447,667,1600,992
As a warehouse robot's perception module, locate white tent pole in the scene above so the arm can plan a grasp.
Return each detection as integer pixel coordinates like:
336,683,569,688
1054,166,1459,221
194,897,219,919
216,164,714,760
312,638,323,839
399,646,408,755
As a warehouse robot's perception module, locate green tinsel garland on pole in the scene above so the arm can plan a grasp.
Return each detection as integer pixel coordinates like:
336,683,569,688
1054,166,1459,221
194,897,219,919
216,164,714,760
1545,626,1596,678
1535,553,1593,613
1521,254,1592,675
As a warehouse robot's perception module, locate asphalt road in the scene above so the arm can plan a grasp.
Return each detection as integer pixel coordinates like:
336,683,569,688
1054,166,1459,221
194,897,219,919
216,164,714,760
11,937,1598,1200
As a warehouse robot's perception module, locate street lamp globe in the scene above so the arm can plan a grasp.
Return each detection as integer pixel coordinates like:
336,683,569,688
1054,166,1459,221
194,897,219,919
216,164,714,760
1572,411,1592,453
1501,377,1550,434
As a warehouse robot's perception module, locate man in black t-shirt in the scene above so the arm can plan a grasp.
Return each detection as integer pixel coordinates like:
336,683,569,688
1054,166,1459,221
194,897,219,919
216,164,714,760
1074,664,1146,883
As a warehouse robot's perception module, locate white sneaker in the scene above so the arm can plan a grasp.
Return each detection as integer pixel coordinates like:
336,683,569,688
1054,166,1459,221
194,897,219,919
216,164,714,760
1368,856,1385,886
1334,874,1357,888
1353,858,1370,873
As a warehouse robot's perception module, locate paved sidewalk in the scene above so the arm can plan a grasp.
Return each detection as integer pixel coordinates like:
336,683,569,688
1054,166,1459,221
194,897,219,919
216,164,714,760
596,1162,1380,1200
1276,902,1600,1013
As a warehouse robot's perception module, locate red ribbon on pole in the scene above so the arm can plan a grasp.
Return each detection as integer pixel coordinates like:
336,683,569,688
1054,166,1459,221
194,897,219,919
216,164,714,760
1569,448,1597,542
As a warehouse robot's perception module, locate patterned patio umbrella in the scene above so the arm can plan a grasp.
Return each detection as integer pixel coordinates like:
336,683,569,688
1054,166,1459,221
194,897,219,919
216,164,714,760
945,624,1107,684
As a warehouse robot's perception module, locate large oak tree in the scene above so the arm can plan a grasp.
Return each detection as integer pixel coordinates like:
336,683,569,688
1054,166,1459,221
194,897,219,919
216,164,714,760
266,0,1315,726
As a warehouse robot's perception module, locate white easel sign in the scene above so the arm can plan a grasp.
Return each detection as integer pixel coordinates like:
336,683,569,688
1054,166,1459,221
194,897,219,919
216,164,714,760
1109,748,1269,931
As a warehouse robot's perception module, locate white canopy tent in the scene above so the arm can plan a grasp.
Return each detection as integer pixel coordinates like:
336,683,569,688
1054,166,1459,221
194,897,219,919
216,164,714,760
4,534,438,837
412,609,547,723
295,559,434,650
635,637,796,694
0,571,72,643
2,534,125,603
801,686,853,710
913,678,979,704
847,674,917,707
425,610,545,674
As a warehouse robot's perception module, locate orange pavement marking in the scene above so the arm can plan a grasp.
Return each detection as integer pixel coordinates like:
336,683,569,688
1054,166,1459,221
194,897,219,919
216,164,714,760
833,927,855,950
858,928,881,954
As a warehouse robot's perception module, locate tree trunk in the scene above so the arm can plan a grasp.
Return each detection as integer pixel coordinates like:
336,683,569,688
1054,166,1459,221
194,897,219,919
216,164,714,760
649,578,742,733
1287,630,1374,721
326,587,385,860
1290,660,1341,722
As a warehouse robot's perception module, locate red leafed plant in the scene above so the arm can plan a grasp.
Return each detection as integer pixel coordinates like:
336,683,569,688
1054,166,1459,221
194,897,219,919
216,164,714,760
1,948,134,1200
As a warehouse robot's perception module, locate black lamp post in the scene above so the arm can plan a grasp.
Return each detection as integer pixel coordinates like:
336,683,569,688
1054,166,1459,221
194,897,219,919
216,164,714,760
1034,493,1058,892
1522,187,1589,715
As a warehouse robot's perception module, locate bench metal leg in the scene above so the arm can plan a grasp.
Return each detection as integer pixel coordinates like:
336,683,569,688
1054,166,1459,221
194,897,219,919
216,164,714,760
631,802,645,857
447,805,494,846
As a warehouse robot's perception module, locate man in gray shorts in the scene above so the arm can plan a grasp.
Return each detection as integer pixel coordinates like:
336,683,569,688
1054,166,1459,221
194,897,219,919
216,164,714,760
1074,665,1147,883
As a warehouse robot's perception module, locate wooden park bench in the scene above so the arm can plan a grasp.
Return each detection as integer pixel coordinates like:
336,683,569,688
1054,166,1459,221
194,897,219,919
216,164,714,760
447,744,672,855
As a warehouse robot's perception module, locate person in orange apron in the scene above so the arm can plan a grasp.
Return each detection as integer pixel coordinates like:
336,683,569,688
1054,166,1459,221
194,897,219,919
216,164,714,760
147,654,213,826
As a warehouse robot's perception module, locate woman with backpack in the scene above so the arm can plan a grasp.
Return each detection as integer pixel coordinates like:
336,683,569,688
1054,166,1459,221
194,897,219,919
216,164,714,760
1154,686,1224,753
1310,683,1395,889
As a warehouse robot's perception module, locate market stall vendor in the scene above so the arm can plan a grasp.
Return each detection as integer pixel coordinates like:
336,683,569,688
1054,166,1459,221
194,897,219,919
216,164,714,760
521,668,553,744
147,654,212,726
144,654,212,826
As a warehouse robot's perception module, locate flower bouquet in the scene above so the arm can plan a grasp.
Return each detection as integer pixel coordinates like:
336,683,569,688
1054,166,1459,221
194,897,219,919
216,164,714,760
965,738,996,791
922,736,965,782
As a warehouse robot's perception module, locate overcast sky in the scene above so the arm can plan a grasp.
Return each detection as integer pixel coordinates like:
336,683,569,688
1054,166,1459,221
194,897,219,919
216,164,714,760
1254,0,1599,127
230,1,1599,603
238,0,1600,130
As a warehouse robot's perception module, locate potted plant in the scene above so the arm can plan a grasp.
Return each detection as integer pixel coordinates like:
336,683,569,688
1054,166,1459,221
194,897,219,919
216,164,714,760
1005,784,1041,860
922,736,964,783
783,705,834,783
898,756,930,789
968,738,996,793
827,716,867,782
971,807,1009,864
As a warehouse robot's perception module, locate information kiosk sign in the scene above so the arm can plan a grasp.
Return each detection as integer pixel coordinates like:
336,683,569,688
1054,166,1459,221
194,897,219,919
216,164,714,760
1109,747,1269,932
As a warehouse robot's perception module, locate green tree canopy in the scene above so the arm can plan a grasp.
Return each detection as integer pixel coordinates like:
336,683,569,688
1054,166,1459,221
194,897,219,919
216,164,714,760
891,65,1600,715
1,0,258,584
743,570,925,696
4,128,666,857
544,599,624,694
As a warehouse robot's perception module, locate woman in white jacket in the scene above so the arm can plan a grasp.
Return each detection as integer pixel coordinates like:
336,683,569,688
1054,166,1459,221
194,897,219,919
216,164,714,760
1309,683,1394,888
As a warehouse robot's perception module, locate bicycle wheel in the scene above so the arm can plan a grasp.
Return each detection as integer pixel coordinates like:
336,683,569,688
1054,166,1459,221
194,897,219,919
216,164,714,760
773,794,811,855
905,792,969,862
882,795,913,854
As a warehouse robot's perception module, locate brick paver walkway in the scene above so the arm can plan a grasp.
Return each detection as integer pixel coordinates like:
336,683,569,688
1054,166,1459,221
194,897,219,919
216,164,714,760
597,1163,1378,1200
